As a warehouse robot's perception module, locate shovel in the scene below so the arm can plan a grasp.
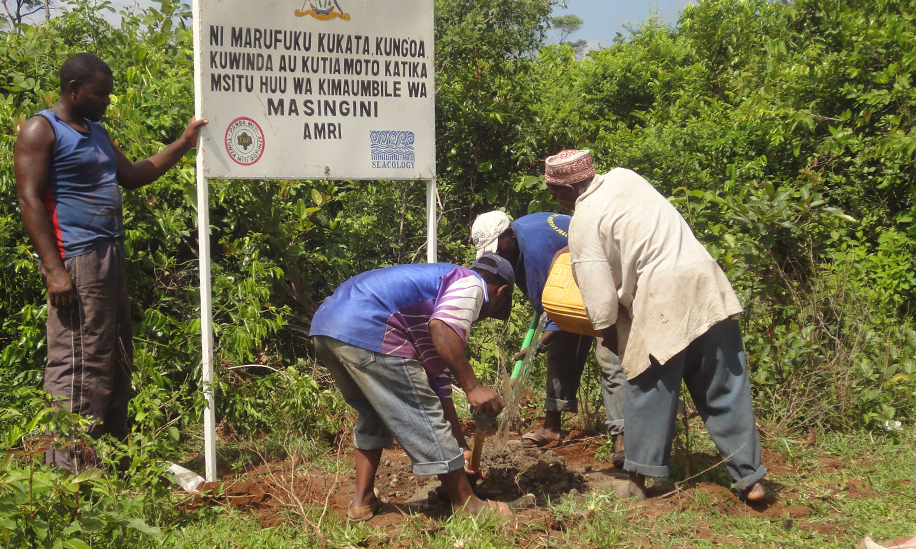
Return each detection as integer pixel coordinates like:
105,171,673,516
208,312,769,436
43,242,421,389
468,409,499,481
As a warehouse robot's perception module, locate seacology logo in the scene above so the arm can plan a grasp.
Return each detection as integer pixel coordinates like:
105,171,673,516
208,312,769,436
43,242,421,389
295,0,351,21
370,130,415,169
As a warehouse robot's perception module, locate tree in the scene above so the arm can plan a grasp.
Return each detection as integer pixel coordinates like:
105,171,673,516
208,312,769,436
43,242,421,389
568,38,587,53
551,13,582,42
551,13,588,55
434,0,557,217
2,0,47,30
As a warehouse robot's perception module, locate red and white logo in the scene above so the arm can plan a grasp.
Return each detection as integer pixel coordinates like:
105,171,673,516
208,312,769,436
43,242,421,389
225,117,265,166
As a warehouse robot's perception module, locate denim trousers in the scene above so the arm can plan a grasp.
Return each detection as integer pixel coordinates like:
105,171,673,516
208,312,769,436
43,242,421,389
544,330,626,436
622,318,767,491
313,336,464,476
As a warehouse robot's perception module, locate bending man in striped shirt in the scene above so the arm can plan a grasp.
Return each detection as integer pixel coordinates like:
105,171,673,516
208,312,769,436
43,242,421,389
310,253,520,520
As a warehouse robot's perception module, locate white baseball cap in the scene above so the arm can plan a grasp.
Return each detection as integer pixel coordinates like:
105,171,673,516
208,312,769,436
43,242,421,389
471,211,511,258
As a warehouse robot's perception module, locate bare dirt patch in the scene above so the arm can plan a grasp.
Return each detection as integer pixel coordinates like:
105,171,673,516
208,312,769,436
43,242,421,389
797,520,846,538
187,430,625,527
182,427,864,542
761,448,797,475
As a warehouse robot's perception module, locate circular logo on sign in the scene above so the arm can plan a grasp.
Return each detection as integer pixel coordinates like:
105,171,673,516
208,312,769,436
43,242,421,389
225,117,265,166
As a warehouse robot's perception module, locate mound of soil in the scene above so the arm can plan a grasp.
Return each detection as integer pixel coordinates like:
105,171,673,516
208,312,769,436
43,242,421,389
379,439,590,511
365,437,602,520
477,441,588,502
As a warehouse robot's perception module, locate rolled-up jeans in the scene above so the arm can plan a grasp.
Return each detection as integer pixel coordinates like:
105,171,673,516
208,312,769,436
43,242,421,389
313,336,464,476
622,318,767,490
544,330,626,436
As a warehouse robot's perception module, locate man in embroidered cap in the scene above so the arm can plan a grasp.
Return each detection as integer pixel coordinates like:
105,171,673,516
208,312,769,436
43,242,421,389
471,210,626,457
310,253,533,520
543,149,766,502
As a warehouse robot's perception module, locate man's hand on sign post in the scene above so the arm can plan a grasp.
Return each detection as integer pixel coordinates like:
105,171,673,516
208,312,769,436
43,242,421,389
179,117,209,150
112,117,210,190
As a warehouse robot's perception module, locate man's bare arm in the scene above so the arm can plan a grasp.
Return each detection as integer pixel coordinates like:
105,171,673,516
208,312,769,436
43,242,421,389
429,319,506,416
14,117,78,315
113,117,208,190
550,245,570,267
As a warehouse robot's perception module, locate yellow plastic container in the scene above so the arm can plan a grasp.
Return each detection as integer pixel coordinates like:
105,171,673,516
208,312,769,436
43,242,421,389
541,253,602,337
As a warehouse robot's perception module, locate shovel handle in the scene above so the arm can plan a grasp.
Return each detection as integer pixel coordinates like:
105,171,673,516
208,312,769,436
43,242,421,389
470,428,487,472
511,313,540,378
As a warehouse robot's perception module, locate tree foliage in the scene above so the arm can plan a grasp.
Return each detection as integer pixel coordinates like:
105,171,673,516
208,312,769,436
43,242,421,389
523,0,916,428
2,0,47,30
550,13,586,54
0,0,913,463
550,14,581,43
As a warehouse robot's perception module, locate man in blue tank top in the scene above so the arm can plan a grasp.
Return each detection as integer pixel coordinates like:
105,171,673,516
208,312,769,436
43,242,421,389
472,211,626,461
13,53,207,472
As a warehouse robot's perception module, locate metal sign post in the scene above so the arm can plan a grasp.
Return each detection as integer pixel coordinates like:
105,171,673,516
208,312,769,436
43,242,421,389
195,176,218,482
192,0,218,482
426,178,437,263
191,0,435,481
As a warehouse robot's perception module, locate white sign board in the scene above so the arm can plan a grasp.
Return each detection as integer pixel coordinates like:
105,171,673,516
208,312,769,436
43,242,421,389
195,0,435,180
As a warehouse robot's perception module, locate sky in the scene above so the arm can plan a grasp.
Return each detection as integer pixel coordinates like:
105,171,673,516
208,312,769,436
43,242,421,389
548,0,695,50
39,0,695,44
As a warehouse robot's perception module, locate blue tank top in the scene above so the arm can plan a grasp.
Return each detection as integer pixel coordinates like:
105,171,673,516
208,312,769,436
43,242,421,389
37,109,123,259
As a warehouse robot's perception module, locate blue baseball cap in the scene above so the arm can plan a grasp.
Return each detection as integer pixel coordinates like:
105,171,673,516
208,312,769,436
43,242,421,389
470,251,516,288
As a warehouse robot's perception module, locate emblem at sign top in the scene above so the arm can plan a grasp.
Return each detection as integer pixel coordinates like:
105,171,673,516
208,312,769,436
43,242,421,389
295,0,350,20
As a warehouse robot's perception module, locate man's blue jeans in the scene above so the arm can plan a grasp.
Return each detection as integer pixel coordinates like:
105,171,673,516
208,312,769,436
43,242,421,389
313,336,464,476
544,331,626,436
622,319,767,491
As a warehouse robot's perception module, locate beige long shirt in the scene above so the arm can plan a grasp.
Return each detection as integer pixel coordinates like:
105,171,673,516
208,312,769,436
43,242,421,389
568,168,743,380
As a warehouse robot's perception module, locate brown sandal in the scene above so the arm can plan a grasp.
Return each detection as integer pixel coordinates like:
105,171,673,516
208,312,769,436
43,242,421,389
485,499,512,517
509,493,537,511
347,495,383,521
460,494,536,518
487,493,538,516
521,431,563,447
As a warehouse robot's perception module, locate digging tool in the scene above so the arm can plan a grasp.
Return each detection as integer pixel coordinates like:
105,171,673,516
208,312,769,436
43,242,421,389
511,314,540,379
468,409,499,481
466,319,533,479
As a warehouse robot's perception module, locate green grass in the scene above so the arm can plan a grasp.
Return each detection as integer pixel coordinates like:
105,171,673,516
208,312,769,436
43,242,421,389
126,426,916,549
153,510,319,548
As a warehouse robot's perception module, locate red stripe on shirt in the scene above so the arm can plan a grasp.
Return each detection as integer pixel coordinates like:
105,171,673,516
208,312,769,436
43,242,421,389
41,186,65,259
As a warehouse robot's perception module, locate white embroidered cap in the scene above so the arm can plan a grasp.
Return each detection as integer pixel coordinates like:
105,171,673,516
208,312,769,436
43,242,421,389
470,211,511,258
